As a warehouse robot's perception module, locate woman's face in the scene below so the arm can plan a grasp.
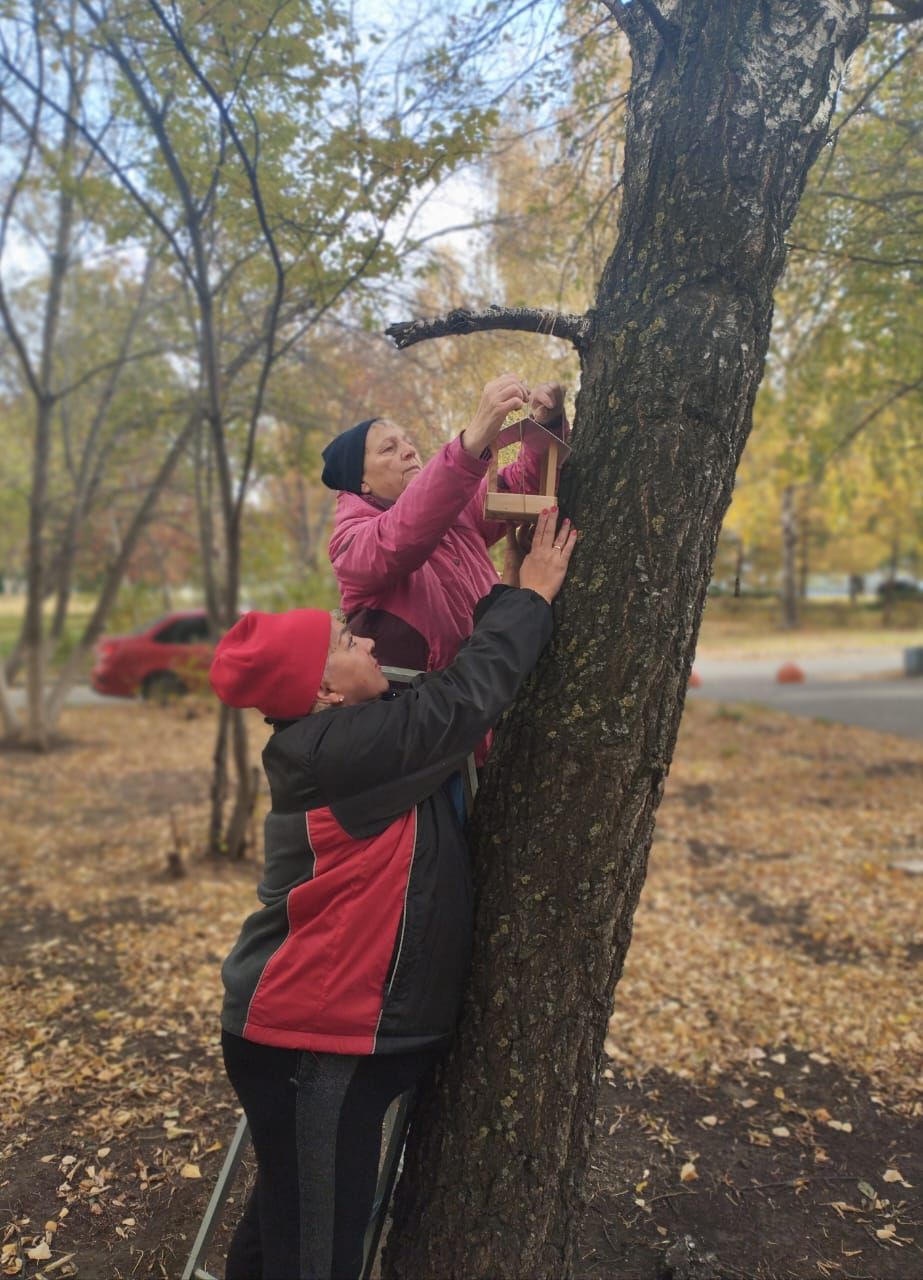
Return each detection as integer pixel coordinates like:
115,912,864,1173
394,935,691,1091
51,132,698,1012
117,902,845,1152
321,618,389,705
361,420,422,502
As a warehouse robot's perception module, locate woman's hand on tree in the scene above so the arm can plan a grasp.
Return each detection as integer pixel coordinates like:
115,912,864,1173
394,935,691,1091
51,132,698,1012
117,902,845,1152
519,508,578,604
461,373,529,457
501,523,535,587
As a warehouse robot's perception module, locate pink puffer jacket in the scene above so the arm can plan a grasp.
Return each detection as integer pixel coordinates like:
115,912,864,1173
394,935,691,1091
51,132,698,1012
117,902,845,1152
328,433,548,673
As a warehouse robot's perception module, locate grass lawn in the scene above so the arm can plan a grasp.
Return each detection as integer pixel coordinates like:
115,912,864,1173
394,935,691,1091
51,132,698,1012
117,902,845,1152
0,597,96,673
696,596,923,659
1,698,920,1278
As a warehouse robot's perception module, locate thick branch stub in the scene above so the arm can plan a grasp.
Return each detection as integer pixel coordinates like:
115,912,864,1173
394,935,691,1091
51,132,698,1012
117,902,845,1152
385,306,593,351
598,0,679,51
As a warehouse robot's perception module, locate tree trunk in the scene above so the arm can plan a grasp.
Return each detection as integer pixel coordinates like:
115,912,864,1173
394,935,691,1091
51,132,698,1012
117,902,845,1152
781,484,799,628
0,657,20,739
20,73,80,751
798,493,810,601
385,3,869,1277
44,413,198,730
882,536,900,626
734,537,745,598
208,704,231,856
224,709,258,859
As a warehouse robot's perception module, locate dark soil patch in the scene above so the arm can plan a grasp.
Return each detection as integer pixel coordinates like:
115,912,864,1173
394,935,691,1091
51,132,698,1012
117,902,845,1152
576,1049,923,1280
865,760,923,780
670,783,715,810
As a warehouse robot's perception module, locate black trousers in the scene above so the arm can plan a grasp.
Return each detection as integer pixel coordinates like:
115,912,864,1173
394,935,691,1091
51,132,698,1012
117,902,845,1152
221,1030,438,1280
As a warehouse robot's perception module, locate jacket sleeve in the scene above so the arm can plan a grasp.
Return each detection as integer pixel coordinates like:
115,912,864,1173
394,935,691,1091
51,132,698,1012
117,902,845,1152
309,586,552,837
329,436,490,591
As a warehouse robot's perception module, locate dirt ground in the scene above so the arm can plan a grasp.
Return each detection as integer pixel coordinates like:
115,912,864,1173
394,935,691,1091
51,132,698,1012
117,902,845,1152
1,697,920,1280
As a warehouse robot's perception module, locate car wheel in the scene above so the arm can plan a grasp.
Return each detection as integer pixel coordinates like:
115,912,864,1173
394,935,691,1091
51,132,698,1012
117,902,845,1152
141,671,187,704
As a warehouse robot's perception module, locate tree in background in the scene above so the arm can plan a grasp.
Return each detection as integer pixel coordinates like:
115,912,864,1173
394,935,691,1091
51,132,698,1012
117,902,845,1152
721,19,922,616
0,12,197,744
1,0,498,852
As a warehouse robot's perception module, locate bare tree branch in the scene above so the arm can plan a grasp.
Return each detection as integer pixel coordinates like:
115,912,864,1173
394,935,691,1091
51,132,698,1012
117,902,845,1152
144,0,287,532
386,305,593,351
823,374,923,467
871,0,923,22
597,0,677,50
786,241,923,268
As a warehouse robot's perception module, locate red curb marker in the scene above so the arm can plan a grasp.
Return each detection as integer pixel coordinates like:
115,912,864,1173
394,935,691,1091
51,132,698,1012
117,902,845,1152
776,662,805,684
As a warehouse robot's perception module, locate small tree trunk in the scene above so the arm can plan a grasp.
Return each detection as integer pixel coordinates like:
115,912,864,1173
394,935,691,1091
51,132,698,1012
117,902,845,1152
734,538,744,598
882,537,900,626
223,709,258,860
44,414,197,730
4,631,25,687
798,496,810,601
208,704,231,855
0,661,20,739
781,484,799,629
22,395,55,751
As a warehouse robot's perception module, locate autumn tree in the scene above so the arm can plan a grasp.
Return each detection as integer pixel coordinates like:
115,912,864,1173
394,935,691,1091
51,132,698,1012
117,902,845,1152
0,10,199,745
3,0,499,850
721,19,923,616
380,2,887,1276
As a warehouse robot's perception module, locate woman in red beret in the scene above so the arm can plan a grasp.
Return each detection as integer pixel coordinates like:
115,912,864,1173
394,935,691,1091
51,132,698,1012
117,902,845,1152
210,510,577,1280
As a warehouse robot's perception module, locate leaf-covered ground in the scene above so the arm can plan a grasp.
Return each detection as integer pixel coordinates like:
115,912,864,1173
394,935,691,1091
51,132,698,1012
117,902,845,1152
1,698,920,1279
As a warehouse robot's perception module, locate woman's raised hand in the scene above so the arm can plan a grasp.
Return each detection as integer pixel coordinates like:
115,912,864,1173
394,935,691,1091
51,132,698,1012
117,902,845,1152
519,508,578,604
530,382,565,428
461,373,530,457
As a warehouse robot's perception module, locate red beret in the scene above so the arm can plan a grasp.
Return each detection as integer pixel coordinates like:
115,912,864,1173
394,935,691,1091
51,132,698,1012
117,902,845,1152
209,609,332,720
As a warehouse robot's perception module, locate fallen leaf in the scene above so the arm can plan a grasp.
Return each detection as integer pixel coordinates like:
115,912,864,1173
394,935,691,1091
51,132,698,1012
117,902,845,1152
680,1161,698,1183
25,1242,51,1262
772,1126,790,1138
180,1163,201,1180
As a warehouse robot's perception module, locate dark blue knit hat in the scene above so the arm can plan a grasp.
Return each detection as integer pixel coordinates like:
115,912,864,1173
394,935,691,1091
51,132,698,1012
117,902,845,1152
321,418,380,494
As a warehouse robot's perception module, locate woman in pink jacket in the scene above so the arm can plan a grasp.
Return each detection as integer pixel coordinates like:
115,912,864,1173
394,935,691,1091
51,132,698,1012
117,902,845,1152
322,373,567,674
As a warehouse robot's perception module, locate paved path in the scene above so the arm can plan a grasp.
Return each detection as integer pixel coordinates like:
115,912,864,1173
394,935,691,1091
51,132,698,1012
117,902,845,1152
693,647,905,682
690,647,923,742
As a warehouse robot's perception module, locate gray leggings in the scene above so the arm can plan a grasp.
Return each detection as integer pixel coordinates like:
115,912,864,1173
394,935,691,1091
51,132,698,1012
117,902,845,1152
222,1030,438,1280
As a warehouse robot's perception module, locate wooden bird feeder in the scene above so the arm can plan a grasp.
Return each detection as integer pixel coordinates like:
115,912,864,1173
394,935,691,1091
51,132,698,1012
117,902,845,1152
483,418,571,523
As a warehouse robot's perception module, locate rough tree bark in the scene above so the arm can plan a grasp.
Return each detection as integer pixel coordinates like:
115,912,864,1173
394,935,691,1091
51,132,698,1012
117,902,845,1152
384,2,870,1277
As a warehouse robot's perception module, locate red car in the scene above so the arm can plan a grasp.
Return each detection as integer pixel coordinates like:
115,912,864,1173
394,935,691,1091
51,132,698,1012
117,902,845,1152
91,610,214,700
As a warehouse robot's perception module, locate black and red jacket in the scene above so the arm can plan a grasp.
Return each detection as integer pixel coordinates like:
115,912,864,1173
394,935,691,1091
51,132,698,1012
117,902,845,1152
220,585,552,1056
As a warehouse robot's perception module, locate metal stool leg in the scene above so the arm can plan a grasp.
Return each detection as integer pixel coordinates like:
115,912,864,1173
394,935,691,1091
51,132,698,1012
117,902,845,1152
361,1090,415,1280
181,1114,251,1280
